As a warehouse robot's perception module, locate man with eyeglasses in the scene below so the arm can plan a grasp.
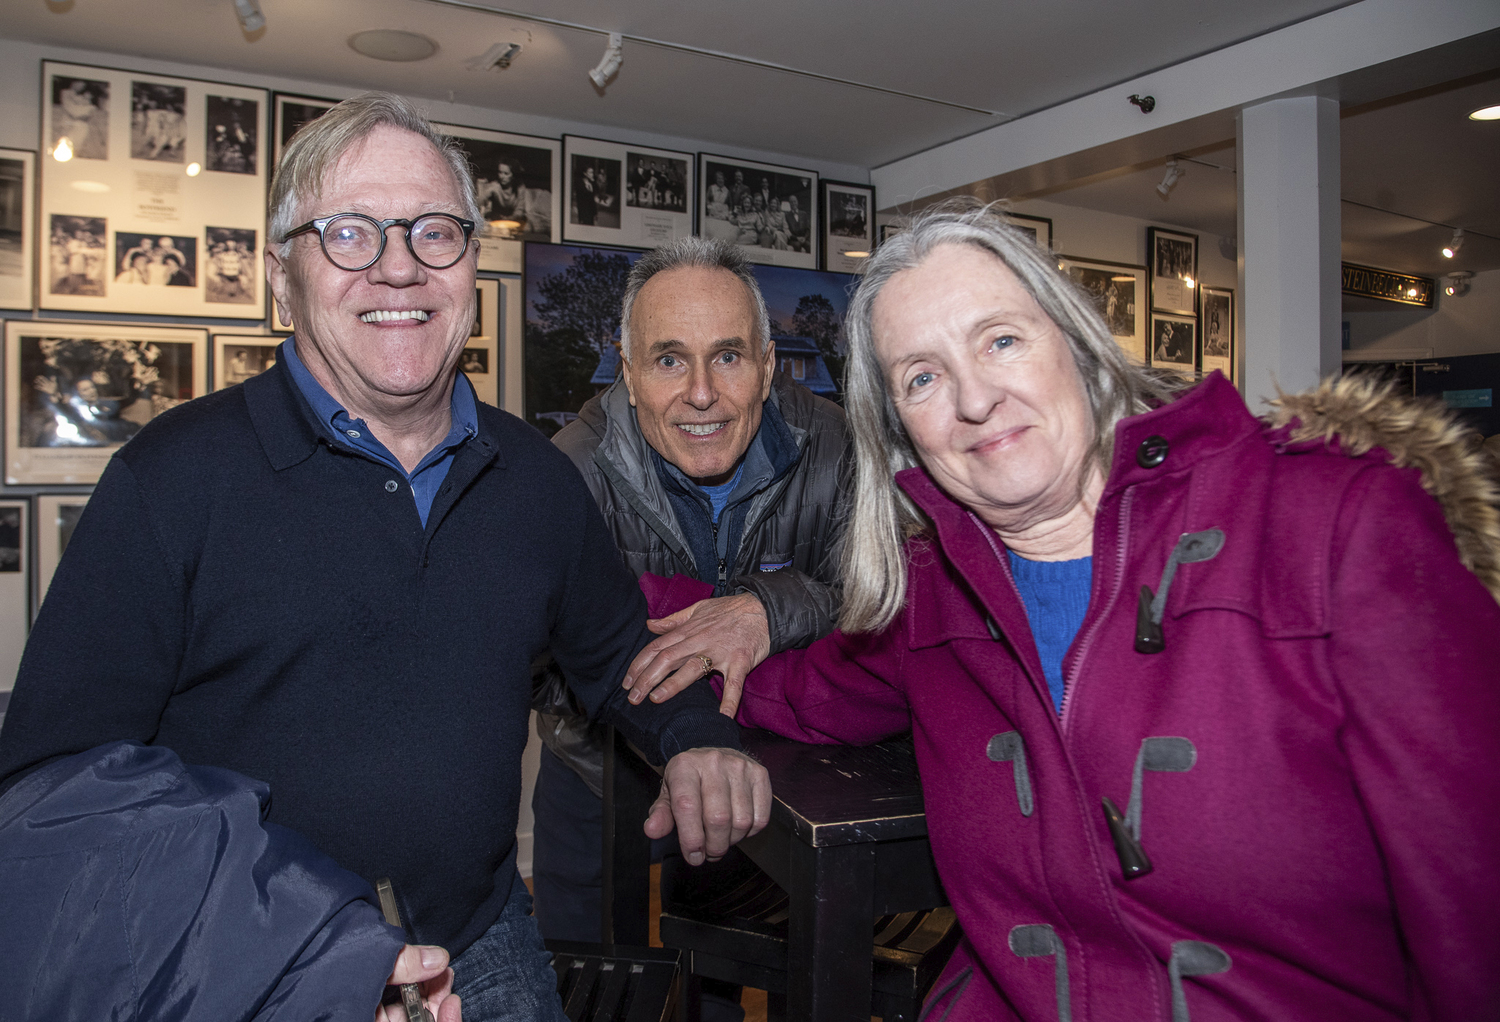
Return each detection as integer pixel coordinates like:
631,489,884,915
0,93,769,1022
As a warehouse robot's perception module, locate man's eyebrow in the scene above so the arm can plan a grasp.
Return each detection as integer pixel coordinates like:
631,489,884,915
645,336,752,356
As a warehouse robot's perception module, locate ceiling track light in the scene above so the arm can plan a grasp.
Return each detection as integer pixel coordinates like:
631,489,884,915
1442,228,1464,259
232,0,265,33
468,41,524,71
1444,271,1473,298
1156,158,1183,198
589,32,624,89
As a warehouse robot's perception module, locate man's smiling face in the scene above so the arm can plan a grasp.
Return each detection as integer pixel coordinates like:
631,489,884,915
267,123,476,413
621,265,775,487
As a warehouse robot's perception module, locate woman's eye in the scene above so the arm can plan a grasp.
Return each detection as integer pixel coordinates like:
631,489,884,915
991,335,1016,350
910,371,935,389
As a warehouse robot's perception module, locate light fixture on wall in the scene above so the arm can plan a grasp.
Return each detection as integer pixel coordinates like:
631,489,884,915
1442,228,1464,258
1469,104,1500,121
1444,271,1473,297
589,33,624,89
232,0,265,33
467,41,524,72
1156,159,1183,198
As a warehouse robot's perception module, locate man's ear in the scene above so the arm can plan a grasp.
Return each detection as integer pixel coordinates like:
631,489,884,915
619,349,638,407
264,244,294,330
759,339,776,402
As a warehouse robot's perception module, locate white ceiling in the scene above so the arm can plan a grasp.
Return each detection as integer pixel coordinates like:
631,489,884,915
7,0,1356,167
1015,70,1500,278
7,0,1494,281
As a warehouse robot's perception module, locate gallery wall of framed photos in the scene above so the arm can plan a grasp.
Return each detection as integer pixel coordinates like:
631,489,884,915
0,40,870,654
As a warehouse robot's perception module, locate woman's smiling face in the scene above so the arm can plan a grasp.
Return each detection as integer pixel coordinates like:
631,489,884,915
872,242,1097,533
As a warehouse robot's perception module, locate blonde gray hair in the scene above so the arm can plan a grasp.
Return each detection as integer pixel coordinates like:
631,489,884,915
268,92,481,255
839,198,1188,633
619,236,771,361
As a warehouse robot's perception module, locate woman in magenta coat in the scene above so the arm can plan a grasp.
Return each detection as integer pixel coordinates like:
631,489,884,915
631,201,1500,1020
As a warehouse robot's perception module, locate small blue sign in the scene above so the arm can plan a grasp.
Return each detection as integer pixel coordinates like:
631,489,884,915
1443,389,1493,409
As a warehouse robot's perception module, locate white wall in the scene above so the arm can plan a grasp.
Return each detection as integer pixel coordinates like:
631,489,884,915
1345,269,1500,359
1006,197,1239,292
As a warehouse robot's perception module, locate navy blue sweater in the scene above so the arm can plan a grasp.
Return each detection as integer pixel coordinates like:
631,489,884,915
0,360,740,954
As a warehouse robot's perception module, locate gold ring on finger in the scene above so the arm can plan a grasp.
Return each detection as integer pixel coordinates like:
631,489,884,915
696,654,713,676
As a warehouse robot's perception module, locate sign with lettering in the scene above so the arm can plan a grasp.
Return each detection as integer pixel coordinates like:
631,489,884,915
1341,263,1434,308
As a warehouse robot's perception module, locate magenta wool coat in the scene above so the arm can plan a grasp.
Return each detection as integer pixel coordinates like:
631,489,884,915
650,373,1500,1021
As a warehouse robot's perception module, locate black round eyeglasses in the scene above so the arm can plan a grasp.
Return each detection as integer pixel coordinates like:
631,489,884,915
282,212,476,271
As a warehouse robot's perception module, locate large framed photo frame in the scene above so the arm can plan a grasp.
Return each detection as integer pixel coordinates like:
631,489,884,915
0,498,28,682
273,92,338,165
35,492,90,617
1200,285,1235,382
1058,255,1147,363
212,332,280,390
40,61,268,319
1007,213,1053,251
438,122,559,273
699,153,817,269
562,135,692,249
5,320,208,484
1147,226,1198,317
0,149,36,310
463,278,501,406
821,180,874,274
1149,312,1198,377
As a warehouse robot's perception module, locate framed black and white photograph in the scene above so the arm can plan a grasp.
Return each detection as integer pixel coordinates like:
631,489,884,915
1058,255,1147,363
524,241,644,437
1007,213,1053,251
820,180,874,274
1200,286,1235,382
35,493,90,617
50,75,110,161
39,61,269,320
0,149,36,310
5,320,208,484
562,135,692,249
1148,226,1199,316
47,214,108,297
699,153,817,269
204,226,258,305
204,95,258,175
0,499,28,687
272,93,338,165
439,122,559,274
212,333,280,390
113,231,196,287
464,278,501,406
1149,312,1198,377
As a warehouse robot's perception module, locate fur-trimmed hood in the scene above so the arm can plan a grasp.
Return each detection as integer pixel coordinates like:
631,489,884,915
1267,374,1500,602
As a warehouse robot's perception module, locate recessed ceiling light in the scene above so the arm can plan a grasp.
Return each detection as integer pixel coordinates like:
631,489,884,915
349,30,438,62
1468,104,1500,121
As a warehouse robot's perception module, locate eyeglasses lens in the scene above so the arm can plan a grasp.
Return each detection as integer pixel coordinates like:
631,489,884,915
323,215,381,270
320,214,468,271
409,215,468,268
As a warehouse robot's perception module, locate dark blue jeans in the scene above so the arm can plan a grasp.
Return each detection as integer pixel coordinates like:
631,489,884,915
450,866,567,1022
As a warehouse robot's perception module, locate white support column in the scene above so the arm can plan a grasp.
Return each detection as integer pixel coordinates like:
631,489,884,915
1236,95,1342,409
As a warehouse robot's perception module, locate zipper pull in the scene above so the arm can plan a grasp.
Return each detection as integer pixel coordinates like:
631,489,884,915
717,558,727,587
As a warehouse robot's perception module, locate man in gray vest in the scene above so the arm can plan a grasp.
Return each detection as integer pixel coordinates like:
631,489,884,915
532,239,849,1013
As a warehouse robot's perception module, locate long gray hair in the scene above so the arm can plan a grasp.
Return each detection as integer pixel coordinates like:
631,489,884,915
839,198,1187,633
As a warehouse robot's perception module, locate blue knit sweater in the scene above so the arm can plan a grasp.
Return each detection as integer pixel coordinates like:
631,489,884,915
1006,551,1093,713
